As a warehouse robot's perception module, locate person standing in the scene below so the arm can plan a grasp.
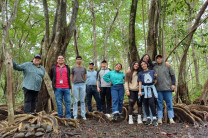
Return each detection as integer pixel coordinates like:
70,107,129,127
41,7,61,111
96,60,111,116
71,56,87,120
124,61,143,124
138,61,158,126
50,55,72,118
86,62,101,112
153,55,176,124
103,63,125,120
12,54,45,114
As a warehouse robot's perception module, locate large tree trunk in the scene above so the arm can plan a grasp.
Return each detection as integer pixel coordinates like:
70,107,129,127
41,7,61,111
1,0,19,125
128,0,140,66
194,80,208,105
176,0,208,104
36,0,79,112
147,0,158,60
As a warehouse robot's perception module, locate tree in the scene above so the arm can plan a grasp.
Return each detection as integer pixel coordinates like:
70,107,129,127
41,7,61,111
1,0,19,125
36,0,79,112
146,0,158,60
176,0,208,104
128,0,140,66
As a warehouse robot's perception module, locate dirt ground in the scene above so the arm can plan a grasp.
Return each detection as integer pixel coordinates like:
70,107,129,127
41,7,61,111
50,119,208,138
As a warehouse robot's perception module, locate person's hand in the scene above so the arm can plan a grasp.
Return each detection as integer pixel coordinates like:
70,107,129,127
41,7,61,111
126,91,130,96
139,91,142,96
171,85,176,91
165,62,171,67
97,87,101,92
127,69,131,73
154,73,157,77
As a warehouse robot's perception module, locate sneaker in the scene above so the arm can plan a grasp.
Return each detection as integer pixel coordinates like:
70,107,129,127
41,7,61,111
128,115,134,124
137,115,143,124
143,118,147,122
113,113,119,121
158,118,162,124
105,114,111,118
152,119,158,126
82,117,87,120
145,118,151,125
170,118,175,124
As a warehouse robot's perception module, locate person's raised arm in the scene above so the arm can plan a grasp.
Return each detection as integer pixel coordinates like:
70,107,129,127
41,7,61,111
12,60,29,71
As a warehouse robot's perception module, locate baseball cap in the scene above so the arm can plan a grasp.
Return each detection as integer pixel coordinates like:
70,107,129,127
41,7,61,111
89,62,94,65
34,54,41,59
155,55,163,59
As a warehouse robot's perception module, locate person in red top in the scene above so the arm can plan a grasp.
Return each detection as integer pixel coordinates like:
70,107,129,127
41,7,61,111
50,55,72,118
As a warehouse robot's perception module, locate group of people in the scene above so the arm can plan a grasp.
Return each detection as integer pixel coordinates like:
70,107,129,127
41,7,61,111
12,53,176,126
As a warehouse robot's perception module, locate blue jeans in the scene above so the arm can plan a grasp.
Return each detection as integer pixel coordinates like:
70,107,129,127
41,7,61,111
72,83,86,118
157,91,174,119
111,84,124,114
86,85,101,112
55,88,71,118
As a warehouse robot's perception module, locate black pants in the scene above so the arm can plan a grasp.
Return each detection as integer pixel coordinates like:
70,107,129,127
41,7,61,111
100,87,111,114
128,90,143,115
23,88,38,113
143,96,157,117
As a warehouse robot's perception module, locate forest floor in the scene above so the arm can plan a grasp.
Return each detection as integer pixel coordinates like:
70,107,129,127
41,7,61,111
49,118,208,138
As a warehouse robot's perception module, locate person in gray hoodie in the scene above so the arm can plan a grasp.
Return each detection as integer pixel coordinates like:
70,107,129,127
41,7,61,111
153,55,176,124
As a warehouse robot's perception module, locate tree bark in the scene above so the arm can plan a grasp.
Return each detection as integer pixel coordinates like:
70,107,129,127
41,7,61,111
1,0,19,125
74,25,79,56
176,0,208,104
194,80,208,105
90,0,98,71
142,0,147,53
37,0,79,112
128,0,140,66
147,0,158,60
103,0,123,60
191,43,200,87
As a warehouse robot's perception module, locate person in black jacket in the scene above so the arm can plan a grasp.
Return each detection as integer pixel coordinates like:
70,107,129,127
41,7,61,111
50,55,72,118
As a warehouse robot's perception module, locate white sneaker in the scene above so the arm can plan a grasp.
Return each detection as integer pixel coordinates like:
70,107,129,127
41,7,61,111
137,115,143,124
143,118,147,122
128,115,134,124
170,118,175,124
82,117,87,120
158,118,162,124
105,114,111,118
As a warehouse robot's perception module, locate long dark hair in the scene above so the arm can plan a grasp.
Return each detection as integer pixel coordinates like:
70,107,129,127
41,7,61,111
139,54,154,70
125,61,139,83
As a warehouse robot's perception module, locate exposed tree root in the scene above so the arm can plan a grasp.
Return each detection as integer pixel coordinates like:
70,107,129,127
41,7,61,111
172,104,208,125
0,111,78,137
86,111,111,122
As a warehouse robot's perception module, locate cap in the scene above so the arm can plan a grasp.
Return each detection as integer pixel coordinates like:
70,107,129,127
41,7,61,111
34,54,41,59
89,62,94,65
101,60,107,63
155,55,163,59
